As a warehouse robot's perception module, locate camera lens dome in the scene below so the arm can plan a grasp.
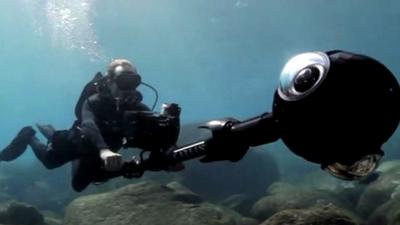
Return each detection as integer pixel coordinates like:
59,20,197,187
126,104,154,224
278,52,330,101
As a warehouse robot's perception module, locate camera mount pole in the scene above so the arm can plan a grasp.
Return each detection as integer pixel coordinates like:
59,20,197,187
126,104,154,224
167,112,280,163
116,112,280,179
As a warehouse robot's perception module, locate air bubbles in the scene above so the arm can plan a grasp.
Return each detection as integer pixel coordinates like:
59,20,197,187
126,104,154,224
20,0,106,62
234,1,249,8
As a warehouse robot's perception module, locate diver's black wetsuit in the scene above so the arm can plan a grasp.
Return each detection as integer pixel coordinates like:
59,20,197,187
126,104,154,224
16,73,150,191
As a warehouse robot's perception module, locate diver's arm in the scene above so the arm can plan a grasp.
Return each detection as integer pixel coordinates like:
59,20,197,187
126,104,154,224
80,100,109,151
81,100,123,171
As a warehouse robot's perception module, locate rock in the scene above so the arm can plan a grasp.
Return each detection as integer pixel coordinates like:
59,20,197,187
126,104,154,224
220,194,253,216
366,196,400,225
251,182,354,221
43,210,63,225
240,217,259,225
18,180,67,211
301,170,366,207
357,160,400,215
0,201,45,225
0,163,73,213
166,181,203,204
260,204,359,225
64,181,245,225
45,217,63,225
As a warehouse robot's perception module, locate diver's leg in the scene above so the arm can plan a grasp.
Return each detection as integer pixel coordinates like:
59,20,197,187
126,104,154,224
29,130,83,170
28,136,61,169
0,126,36,161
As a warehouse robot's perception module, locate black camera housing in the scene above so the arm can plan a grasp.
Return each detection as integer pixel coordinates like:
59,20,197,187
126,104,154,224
122,107,180,151
273,51,400,166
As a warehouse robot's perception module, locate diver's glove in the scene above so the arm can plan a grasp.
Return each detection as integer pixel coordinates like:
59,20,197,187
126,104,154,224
100,149,123,171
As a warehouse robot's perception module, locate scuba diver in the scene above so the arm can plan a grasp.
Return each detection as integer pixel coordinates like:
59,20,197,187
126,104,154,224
0,59,182,191
0,50,398,191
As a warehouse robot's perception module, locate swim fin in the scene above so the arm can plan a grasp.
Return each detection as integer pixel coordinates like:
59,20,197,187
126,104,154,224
0,126,36,161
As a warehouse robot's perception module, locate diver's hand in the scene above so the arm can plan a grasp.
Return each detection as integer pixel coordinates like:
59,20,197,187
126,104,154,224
100,149,123,171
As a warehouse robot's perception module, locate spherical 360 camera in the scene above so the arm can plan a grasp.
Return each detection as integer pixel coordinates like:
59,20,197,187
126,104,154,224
273,50,400,179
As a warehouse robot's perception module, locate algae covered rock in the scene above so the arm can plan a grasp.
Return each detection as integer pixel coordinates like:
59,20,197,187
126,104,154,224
260,204,359,225
251,182,354,221
42,210,63,225
0,163,73,213
356,160,400,215
366,196,400,225
165,181,203,204
301,170,366,207
44,217,62,225
240,217,259,225
64,181,246,225
220,194,254,216
0,201,46,225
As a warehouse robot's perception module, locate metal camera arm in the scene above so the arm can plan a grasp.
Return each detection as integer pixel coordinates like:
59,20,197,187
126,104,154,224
170,112,280,163
118,112,280,178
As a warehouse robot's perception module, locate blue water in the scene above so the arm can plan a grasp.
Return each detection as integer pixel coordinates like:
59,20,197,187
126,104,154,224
1,2,400,224
0,0,399,190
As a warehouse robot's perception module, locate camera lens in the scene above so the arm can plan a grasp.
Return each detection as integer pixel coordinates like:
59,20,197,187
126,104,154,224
278,52,330,101
294,66,321,93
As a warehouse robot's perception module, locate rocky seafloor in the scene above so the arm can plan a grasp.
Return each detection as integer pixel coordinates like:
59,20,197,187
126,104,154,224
3,157,400,225
1,125,400,225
